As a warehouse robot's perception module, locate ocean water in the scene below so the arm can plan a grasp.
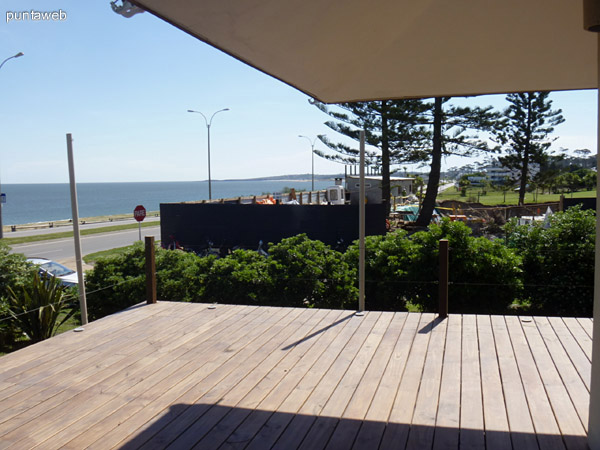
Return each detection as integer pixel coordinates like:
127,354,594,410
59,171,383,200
1,180,335,225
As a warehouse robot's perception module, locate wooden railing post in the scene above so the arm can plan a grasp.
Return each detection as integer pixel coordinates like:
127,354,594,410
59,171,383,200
145,236,157,304
308,192,312,204
439,239,449,318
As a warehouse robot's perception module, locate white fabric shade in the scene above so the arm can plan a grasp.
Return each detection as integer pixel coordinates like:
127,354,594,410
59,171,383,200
130,0,597,102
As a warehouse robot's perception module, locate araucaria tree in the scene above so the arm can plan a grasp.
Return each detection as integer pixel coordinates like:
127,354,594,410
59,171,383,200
415,98,499,226
493,92,564,206
314,100,431,213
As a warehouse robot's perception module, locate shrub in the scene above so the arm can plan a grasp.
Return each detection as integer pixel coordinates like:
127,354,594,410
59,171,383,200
7,272,75,343
345,221,522,313
344,230,418,311
203,249,273,305
85,242,146,320
156,249,215,302
269,234,357,309
409,219,522,313
504,206,595,316
0,242,36,345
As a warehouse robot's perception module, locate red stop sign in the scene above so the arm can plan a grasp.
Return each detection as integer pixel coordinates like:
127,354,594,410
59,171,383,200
133,205,146,222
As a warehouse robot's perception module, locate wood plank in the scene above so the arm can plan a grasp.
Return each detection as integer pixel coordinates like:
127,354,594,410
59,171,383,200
491,315,538,449
534,317,590,433
184,309,339,450
0,301,176,380
575,318,593,340
522,317,587,449
271,311,382,450
353,313,421,450
95,306,304,450
324,313,408,450
0,305,200,415
548,317,591,390
432,314,462,450
505,316,565,450
219,311,357,450
0,306,592,450
296,312,395,450
477,315,511,450
22,305,249,449
2,304,261,449
101,307,317,450
562,317,592,361
0,304,241,433
232,309,368,450
379,313,436,450
197,309,346,450
64,307,306,449
405,316,447,450
459,314,484,450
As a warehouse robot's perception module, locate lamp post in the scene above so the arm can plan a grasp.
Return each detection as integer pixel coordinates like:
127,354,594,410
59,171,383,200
188,108,229,200
0,52,24,71
0,52,24,239
298,135,318,191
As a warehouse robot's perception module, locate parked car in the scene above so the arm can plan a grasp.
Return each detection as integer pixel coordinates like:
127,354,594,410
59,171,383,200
26,258,79,287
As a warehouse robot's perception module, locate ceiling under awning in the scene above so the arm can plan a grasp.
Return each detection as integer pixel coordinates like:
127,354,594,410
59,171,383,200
129,0,597,103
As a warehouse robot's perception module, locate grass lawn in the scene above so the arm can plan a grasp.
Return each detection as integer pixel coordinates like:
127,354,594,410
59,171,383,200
84,244,139,264
438,186,597,206
2,220,159,246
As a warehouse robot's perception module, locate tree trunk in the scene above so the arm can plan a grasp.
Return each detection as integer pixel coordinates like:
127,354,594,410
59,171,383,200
519,94,534,206
381,100,391,218
416,97,443,227
518,156,528,206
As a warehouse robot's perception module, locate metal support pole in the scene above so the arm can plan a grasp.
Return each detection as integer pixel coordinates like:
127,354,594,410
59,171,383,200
312,144,315,191
66,134,88,325
439,239,449,319
207,123,212,200
145,236,157,304
358,130,366,314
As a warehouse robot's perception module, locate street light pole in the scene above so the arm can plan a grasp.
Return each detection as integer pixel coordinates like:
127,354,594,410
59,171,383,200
188,108,229,200
0,52,24,239
299,135,318,191
0,52,24,71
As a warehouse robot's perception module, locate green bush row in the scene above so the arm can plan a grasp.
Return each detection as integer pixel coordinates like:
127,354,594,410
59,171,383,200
3,206,593,338
85,234,358,321
85,206,594,319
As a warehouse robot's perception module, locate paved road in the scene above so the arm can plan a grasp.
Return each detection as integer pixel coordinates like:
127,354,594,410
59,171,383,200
10,226,161,264
5,217,161,238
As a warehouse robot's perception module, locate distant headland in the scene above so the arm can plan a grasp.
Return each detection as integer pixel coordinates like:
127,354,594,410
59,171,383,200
214,173,344,182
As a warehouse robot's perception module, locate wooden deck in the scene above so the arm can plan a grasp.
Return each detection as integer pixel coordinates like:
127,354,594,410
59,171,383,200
0,302,592,449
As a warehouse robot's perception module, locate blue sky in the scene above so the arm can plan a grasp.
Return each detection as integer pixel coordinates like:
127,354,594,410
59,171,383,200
1,1,597,183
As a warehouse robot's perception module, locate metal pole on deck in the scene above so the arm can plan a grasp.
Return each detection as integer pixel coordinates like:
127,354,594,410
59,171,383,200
66,134,88,325
357,130,366,314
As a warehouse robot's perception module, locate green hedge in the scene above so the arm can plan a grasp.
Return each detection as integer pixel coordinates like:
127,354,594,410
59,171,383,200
504,205,595,316
83,209,595,320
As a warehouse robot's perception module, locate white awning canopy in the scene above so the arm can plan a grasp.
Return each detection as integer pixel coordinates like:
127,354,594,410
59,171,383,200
130,0,598,102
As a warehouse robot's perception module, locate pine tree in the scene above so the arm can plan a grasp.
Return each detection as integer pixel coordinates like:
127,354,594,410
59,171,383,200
415,98,499,226
493,92,565,206
314,99,431,212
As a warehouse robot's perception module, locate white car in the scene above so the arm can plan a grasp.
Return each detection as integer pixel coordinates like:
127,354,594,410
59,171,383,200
26,258,79,287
